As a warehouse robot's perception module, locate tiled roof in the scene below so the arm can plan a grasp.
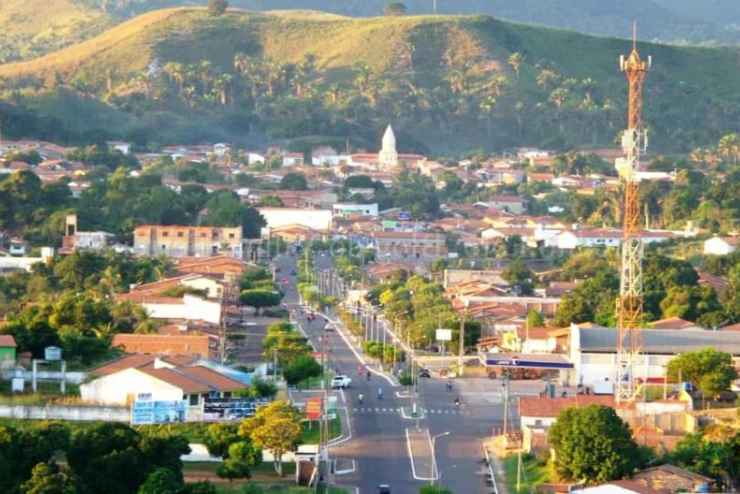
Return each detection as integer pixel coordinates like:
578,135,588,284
0,334,17,347
90,354,199,377
519,395,615,418
577,327,740,355
139,365,246,393
111,334,211,357
649,317,698,330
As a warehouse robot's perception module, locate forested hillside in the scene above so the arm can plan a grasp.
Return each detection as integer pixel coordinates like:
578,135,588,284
0,8,738,153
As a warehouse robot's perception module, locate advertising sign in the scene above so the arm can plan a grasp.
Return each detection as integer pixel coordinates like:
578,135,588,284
131,400,187,425
44,346,62,361
203,397,270,420
435,329,453,341
305,397,322,421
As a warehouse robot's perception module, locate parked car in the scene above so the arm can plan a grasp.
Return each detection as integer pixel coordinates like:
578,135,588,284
418,368,431,378
331,375,352,389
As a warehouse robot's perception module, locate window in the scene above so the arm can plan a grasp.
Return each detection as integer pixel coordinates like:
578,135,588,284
137,393,152,401
201,233,207,238
161,244,166,250
229,233,235,239
223,392,232,399
162,231,169,237
188,394,199,406
177,232,184,238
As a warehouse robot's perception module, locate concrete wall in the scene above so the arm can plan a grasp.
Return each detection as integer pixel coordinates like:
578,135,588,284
258,208,332,231
143,295,221,324
0,404,129,422
80,368,184,405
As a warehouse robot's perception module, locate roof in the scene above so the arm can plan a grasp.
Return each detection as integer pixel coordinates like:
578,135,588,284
111,334,211,357
577,327,740,355
648,317,699,330
0,334,17,347
518,395,615,418
90,354,199,377
138,366,212,394
573,480,668,494
632,464,713,484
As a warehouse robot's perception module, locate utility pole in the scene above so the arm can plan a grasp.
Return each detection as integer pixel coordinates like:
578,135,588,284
516,449,523,491
458,299,468,377
433,0,437,14
502,375,510,437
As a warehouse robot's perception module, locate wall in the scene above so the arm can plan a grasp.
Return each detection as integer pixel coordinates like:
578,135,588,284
143,295,221,324
258,208,332,231
0,404,129,422
80,368,184,405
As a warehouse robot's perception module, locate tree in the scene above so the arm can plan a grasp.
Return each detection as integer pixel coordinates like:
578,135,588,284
240,289,282,315
279,172,308,191
670,432,739,490
419,486,453,494
217,441,261,482
240,401,302,476
666,349,738,400
208,0,228,16
503,258,534,296
384,2,407,16
526,309,544,328
21,462,76,494
137,468,183,494
204,423,241,459
282,354,322,385
548,405,642,483
508,52,524,79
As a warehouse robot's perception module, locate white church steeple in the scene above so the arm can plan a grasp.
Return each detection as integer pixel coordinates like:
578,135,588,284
378,124,398,168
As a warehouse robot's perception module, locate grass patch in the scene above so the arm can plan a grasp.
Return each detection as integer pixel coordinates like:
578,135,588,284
300,415,342,445
503,453,550,494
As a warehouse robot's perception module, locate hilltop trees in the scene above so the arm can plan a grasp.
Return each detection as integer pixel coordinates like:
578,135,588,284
208,0,229,16
384,2,407,16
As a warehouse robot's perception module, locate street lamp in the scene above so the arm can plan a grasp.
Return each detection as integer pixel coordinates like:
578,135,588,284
430,431,451,486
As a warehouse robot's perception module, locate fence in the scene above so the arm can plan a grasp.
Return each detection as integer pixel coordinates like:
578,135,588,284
0,404,130,422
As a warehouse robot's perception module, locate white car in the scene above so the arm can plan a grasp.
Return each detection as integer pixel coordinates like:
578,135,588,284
331,375,352,389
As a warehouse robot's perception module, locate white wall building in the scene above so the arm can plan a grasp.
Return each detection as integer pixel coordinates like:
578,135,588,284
378,124,398,169
703,236,739,256
567,325,740,388
143,295,222,325
332,203,379,218
258,207,333,232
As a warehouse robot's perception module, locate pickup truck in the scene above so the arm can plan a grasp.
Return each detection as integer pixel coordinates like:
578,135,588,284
331,375,352,389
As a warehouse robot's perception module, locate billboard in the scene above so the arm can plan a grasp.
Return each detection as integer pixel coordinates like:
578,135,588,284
435,329,453,341
203,397,270,420
131,400,187,425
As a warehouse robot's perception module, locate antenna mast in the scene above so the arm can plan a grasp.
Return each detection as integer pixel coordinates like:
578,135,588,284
614,23,651,403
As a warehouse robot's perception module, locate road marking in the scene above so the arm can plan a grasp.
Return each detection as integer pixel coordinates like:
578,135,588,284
405,427,436,481
327,407,353,448
334,458,357,475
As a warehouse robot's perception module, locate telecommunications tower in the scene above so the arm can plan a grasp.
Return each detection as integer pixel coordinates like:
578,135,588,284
614,24,651,403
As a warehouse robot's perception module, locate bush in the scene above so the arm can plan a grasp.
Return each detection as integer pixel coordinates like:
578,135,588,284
283,355,322,386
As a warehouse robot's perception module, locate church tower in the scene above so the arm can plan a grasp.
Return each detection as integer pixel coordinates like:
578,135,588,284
378,124,398,169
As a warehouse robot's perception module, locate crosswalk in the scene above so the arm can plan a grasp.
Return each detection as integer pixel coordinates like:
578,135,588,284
352,407,466,415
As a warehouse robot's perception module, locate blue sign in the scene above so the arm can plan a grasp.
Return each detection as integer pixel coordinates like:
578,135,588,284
131,400,187,425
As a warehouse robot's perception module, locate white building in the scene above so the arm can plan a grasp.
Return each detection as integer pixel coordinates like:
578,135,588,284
553,229,673,250
80,356,245,407
377,125,398,169
703,235,739,256
567,324,740,388
107,141,132,155
332,203,379,218
134,294,222,325
258,207,333,232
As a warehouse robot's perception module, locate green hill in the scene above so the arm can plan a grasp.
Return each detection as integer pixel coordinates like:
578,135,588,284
1,8,739,153
0,0,115,63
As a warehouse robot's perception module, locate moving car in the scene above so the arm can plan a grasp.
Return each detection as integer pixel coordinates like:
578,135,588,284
331,375,352,389
378,484,391,494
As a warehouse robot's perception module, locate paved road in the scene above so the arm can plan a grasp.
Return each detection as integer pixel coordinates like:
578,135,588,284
275,251,507,494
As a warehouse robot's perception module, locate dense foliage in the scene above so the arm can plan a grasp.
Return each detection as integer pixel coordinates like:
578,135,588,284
548,405,644,484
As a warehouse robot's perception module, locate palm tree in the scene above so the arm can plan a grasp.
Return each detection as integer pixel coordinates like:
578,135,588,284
718,133,740,165
508,52,524,79
163,62,185,94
